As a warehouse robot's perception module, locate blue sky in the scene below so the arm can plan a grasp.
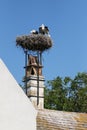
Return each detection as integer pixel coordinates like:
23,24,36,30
0,0,87,85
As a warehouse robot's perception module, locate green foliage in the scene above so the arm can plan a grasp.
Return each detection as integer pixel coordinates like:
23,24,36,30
44,72,87,113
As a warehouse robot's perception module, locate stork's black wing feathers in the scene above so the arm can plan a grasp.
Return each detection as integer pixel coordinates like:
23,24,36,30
45,26,49,31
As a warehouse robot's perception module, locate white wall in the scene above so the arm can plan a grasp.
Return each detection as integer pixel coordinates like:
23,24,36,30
0,59,37,130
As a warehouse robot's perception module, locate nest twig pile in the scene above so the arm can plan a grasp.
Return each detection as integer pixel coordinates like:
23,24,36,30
16,34,53,51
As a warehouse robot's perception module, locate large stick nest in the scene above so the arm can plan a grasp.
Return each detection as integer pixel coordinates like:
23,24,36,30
16,34,53,51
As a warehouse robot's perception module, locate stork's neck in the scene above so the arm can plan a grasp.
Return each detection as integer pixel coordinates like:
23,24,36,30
41,24,45,29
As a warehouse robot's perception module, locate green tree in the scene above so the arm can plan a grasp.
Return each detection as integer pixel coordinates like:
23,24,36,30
44,72,87,113
68,72,87,112
44,76,67,110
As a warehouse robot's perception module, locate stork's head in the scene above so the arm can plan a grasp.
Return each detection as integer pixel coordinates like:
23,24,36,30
30,30,38,34
30,30,36,33
41,24,45,30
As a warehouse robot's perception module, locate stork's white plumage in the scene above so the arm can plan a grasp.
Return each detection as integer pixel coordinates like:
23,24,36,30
30,30,38,34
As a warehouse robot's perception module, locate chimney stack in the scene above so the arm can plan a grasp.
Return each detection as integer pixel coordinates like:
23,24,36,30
23,54,45,109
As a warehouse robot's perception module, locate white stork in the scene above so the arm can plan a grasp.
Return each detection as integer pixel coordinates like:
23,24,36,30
30,30,38,34
39,24,49,35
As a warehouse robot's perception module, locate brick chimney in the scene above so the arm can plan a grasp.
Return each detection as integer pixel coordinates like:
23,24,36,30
24,54,45,109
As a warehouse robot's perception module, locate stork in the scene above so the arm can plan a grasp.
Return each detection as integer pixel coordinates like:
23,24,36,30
39,24,49,35
30,30,38,34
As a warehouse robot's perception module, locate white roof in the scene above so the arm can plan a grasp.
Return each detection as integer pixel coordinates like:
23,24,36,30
0,59,37,130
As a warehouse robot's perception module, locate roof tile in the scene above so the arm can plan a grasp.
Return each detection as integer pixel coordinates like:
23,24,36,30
37,109,87,130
